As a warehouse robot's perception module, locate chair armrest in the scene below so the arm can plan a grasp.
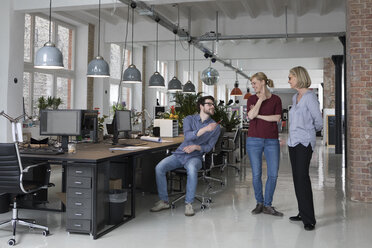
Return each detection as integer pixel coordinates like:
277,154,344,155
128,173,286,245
22,162,49,173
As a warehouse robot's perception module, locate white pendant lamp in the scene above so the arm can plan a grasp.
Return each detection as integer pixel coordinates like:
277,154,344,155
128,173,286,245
87,0,110,77
34,0,64,69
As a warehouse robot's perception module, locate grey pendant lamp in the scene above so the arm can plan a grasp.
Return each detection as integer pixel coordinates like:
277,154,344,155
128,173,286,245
168,5,182,92
34,0,64,69
149,17,165,88
87,0,110,77
123,2,141,84
183,44,196,93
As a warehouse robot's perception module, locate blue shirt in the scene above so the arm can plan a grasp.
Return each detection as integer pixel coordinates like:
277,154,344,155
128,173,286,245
173,114,221,165
287,90,323,150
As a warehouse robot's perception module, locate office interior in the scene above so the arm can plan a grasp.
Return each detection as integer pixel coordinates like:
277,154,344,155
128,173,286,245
0,0,372,247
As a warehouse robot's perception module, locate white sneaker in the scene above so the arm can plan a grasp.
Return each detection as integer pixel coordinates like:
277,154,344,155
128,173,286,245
185,203,195,216
150,200,170,212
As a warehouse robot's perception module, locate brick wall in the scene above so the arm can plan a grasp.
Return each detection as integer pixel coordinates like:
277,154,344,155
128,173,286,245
346,0,372,202
323,58,335,109
87,23,95,110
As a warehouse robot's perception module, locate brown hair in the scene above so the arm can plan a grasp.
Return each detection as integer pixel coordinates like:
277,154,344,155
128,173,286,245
197,95,215,113
251,72,274,88
289,66,311,88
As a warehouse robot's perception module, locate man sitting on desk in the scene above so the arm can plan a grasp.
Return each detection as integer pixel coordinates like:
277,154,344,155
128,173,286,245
150,96,221,216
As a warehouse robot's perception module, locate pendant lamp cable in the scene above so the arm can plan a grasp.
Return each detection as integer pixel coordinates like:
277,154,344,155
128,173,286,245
131,4,134,64
98,0,101,55
192,45,195,82
156,20,159,72
188,43,190,81
48,0,52,42
117,4,130,108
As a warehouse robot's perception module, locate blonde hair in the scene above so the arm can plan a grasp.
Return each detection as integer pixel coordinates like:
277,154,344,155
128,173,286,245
251,72,274,88
289,66,311,88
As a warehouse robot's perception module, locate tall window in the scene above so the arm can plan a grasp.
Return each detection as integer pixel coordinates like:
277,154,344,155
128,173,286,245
156,61,168,106
109,43,132,117
202,83,214,97
23,14,75,116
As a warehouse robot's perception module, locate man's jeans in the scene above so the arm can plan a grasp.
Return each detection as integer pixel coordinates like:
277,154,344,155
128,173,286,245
155,155,202,204
246,137,280,206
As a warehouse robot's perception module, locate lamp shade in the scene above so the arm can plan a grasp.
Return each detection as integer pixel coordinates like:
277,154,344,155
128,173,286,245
243,92,252,99
87,56,110,77
230,87,243,96
168,76,183,92
34,42,64,69
149,72,165,88
123,64,142,83
201,67,219,86
183,80,195,93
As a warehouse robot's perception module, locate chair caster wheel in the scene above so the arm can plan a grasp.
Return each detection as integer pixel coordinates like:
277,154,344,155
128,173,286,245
42,230,49,236
201,204,206,210
8,239,16,246
221,182,225,186
171,204,176,209
206,198,212,204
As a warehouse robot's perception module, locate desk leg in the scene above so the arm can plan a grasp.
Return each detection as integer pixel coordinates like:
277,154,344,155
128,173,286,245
61,162,66,212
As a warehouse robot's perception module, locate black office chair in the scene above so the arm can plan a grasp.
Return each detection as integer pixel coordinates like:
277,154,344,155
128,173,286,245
221,128,241,173
169,161,211,210
169,129,226,209
0,143,51,246
203,127,226,185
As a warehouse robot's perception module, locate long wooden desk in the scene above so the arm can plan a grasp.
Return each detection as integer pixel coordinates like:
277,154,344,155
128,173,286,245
21,136,183,239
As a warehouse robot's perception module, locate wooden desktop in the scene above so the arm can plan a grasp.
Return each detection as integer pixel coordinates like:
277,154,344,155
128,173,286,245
20,136,183,239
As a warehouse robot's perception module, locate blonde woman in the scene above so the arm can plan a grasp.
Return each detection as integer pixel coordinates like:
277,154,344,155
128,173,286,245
246,72,283,216
287,66,323,231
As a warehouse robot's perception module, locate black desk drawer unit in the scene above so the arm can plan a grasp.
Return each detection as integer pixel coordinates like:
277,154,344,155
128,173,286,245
66,165,93,234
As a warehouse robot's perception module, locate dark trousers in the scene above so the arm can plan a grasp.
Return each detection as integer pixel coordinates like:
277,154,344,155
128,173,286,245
288,144,316,225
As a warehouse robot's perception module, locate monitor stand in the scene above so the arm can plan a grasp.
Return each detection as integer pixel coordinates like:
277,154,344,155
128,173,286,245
112,131,129,145
61,135,69,152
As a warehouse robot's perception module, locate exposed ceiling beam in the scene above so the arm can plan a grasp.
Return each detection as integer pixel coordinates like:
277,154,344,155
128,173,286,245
215,1,235,19
268,0,282,17
193,32,346,41
192,4,215,21
82,9,120,25
239,0,257,18
54,11,89,25
118,0,250,79
14,0,122,12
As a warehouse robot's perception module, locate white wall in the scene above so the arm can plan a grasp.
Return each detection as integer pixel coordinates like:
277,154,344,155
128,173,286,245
74,24,89,109
0,1,25,142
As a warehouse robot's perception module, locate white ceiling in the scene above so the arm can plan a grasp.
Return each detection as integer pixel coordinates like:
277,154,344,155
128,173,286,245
14,0,346,88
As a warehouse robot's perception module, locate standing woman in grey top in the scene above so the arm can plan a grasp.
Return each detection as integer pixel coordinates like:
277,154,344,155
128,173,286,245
287,66,323,231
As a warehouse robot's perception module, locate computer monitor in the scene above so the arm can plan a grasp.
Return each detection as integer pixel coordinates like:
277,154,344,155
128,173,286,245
112,110,131,144
40,109,82,151
81,110,98,143
154,106,165,119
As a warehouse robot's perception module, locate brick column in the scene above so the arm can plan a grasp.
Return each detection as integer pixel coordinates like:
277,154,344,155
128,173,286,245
346,0,372,202
87,23,95,110
323,58,335,109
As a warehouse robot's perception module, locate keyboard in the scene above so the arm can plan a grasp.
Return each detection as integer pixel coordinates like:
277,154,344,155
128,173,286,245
20,148,65,155
118,139,147,146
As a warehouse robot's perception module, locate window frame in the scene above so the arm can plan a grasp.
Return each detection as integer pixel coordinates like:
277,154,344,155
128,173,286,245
23,13,76,115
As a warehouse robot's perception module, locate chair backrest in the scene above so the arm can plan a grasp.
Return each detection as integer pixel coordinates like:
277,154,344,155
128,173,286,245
0,143,23,193
232,128,241,148
212,127,226,154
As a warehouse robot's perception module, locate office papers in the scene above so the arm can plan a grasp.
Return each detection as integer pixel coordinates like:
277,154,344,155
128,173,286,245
140,136,162,143
109,146,150,151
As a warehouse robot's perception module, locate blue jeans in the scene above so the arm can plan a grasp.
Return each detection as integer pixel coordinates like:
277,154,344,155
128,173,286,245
246,137,280,206
155,155,202,204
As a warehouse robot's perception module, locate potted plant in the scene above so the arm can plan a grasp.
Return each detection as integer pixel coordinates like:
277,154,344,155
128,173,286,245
170,92,202,129
212,105,240,132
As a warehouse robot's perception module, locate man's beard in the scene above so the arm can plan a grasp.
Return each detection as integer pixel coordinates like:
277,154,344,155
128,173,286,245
203,109,214,116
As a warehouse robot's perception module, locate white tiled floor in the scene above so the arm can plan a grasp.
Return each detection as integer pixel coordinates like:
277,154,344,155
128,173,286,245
1,134,372,248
